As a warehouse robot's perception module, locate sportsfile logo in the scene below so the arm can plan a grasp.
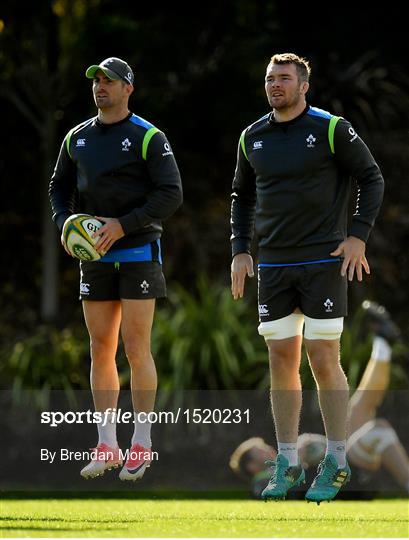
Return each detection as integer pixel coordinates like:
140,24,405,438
40,407,251,427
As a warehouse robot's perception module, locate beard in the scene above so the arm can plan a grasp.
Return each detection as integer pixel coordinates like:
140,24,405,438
268,88,302,110
94,94,113,109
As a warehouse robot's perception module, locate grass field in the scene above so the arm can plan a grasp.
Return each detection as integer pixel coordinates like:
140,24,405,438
1,498,408,537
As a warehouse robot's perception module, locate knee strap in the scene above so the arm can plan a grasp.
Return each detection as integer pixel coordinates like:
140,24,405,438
358,422,398,454
348,420,398,457
258,313,304,341
304,316,344,340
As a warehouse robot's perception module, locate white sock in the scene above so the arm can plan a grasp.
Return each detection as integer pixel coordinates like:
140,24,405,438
97,409,118,447
326,440,346,468
371,336,392,362
278,442,298,466
131,411,152,448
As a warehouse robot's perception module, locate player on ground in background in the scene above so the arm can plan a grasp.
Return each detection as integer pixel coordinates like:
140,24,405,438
49,57,182,481
230,53,384,503
344,301,408,493
230,301,409,497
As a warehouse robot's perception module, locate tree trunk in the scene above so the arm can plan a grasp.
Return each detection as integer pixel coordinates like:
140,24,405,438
40,4,60,323
41,117,59,322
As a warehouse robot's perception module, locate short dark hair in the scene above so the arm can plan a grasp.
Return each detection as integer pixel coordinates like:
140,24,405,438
269,53,311,82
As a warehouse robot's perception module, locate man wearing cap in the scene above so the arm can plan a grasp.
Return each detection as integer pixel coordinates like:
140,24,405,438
49,57,183,481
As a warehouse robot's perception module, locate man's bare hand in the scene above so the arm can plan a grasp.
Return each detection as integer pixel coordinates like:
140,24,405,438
93,217,125,254
331,236,370,281
231,253,254,299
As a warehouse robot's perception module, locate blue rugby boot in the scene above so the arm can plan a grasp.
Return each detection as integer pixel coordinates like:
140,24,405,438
306,454,351,505
261,454,305,501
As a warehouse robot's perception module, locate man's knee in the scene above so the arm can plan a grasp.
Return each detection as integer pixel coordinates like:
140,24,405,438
90,335,117,359
266,340,301,379
307,340,344,383
307,337,339,361
310,361,338,383
124,340,151,365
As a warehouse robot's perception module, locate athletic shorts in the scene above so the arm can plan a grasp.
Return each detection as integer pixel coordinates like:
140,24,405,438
79,261,166,301
258,261,347,322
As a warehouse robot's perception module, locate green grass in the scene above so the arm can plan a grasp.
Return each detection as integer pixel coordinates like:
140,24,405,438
1,498,408,537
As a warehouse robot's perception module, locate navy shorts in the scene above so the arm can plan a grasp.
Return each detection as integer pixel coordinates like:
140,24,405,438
79,261,166,301
258,261,347,322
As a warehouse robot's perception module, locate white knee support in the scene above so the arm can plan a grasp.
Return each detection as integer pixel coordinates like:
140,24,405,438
362,425,398,454
258,313,304,341
347,420,399,465
303,316,344,340
348,420,398,454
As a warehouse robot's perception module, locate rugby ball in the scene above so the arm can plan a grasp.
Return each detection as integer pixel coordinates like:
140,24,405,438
62,214,104,261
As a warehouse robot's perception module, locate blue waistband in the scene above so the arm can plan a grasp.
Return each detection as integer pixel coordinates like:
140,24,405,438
99,239,162,263
258,258,341,268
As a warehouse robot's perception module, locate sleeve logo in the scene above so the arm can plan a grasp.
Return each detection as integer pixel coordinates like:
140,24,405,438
162,142,173,156
348,127,358,142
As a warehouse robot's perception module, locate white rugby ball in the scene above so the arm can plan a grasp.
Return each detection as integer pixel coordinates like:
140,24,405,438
62,214,104,261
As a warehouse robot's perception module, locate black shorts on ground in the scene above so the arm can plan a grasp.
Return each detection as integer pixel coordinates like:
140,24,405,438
258,261,347,322
79,261,166,301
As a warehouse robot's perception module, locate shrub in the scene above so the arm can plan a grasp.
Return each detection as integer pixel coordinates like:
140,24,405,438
1,325,90,408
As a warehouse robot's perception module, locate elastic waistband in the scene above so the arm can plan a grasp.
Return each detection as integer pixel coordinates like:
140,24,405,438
258,241,342,264
99,239,162,263
259,257,341,268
